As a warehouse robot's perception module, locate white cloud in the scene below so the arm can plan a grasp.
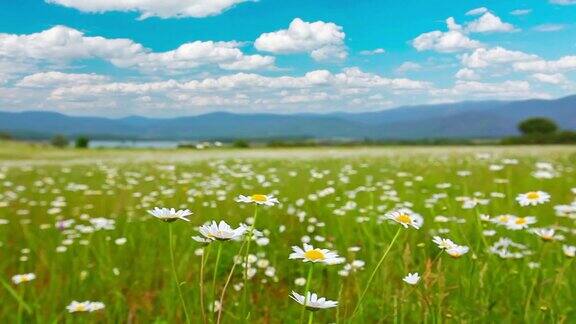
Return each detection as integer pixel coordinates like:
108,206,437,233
455,68,479,80
0,26,274,73
510,9,532,16
396,62,421,73
513,56,576,73
461,47,538,69
466,7,488,16
46,0,251,19
549,0,576,5
531,73,568,85
533,24,565,32
412,18,481,53
359,48,385,55
17,71,109,87
466,12,515,33
254,18,347,61
432,80,549,100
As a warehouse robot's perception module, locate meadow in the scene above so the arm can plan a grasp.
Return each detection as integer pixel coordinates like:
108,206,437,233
1,143,575,323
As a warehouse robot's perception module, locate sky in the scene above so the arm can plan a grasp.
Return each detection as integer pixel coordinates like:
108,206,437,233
0,0,575,117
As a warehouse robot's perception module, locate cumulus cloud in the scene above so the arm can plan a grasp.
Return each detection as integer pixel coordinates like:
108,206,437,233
46,0,251,19
455,68,479,80
549,0,576,5
254,18,347,61
513,56,576,73
531,73,568,85
412,18,481,53
466,12,515,33
396,62,421,73
17,71,109,87
0,26,274,74
461,47,538,69
432,80,548,100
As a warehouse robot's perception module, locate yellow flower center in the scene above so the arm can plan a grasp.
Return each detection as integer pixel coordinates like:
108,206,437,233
77,304,86,312
526,192,540,200
250,194,267,202
515,218,527,225
498,216,509,223
304,249,325,261
396,214,412,224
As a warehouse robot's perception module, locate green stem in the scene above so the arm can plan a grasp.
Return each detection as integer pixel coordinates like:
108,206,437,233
217,239,249,324
169,224,191,324
242,205,259,319
200,247,207,324
299,264,315,323
307,311,314,324
212,242,223,306
351,227,402,319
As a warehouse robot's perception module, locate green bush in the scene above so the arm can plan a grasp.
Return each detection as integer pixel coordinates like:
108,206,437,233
50,135,69,148
75,137,90,148
518,117,558,135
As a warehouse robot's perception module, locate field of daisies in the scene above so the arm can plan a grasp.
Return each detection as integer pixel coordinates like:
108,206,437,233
1,144,575,323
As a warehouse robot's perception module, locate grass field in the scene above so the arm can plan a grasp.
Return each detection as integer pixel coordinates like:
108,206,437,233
1,142,575,323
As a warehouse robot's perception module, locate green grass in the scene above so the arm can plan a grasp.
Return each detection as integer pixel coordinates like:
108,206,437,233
1,142,575,323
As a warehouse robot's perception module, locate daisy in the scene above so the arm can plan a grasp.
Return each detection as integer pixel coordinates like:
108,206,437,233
235,194,279,206
402,272,420,285
289,243,344,265
562,245,575,257
66,301,105,313
384,208,421,229
147,207,192,222
506,216,537,230
290,291,338,310
432,236,457,250
446,245,469,258
11,273,36,285
534,228,556,241
516,191,550,207
193,221,247,242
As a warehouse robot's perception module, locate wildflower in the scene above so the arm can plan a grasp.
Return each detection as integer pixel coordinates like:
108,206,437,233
147,207,191,222
384,208,422,229
506,216,537,230
290,291,338,310
534,228,556,241
446,245,469,258
235,194,279,206
562,245,575,257
193,221,246,242
66,301,105,313
516,191,550,207
289,243,344,265
402,272,420,285
11,273,36,285
432,236,456,250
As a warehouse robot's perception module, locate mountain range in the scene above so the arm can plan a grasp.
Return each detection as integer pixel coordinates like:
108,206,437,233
1,95,575,140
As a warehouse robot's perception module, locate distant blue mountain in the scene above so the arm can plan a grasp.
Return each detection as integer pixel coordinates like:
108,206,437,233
1,95,575,140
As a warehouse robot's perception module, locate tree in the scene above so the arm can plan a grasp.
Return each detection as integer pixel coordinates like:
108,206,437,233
518,117,558,135
50,135,69,148
75,136,90,148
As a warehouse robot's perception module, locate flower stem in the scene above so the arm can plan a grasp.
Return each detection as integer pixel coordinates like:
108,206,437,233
200,247,207,324
351,227,402,319
216,239,248,324
307,311,314,324
299,264,315,323
242,205,259,319
169,224,191,324
212,242,223,306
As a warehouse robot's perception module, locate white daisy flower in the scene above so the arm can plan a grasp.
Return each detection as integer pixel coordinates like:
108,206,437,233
11,273,36,285
402,272,420,285
562,245,575,257
516,191,550,207
534,228,556,241
432,236,457,250
66,301,105,313
194,221,247,242
446,245,470,258
384,208,421,229
235,194,279,206
290,291,338,310
289,243,344,265
505,216,537,230
147,207,192,222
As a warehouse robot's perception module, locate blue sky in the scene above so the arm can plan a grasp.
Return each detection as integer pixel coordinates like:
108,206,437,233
0,0,575,117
